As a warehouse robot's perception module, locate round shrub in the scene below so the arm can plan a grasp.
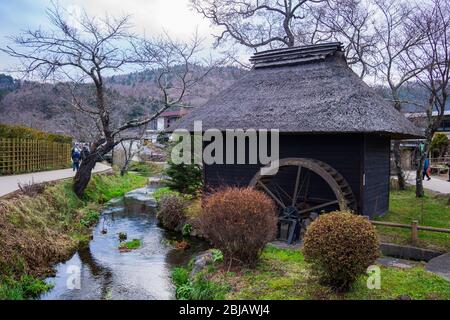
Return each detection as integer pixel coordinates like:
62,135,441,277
157,194,187,230
198,187,277,266
302,211,380,291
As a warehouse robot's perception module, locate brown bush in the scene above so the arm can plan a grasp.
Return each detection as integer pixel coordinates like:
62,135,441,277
302,211,380,292
157,194,187,230
198,187,277,266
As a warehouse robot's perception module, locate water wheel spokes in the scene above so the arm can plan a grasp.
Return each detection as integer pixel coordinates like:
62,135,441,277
256,180,286,209
250,158,356,213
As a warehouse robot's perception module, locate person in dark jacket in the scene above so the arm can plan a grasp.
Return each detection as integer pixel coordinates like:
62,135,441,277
71,147,81,171
423,157,431,181
81,145,89,162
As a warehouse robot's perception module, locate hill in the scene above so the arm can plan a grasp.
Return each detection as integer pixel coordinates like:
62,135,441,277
0,66,246,139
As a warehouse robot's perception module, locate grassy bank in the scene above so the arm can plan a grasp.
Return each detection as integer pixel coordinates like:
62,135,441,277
174,246,450,300
0,172,147,300
376,188,450,251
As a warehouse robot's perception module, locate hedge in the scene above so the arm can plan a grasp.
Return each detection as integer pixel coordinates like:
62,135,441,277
0,124,72,143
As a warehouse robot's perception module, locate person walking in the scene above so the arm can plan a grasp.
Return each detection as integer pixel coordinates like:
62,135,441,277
423,157,431,181
71,146,81,172
81,144,89,163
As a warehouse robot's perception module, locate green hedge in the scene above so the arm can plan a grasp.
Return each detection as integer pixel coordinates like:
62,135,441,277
0,124,72,143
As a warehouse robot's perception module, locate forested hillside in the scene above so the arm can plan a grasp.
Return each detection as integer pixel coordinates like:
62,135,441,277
0,66,246,138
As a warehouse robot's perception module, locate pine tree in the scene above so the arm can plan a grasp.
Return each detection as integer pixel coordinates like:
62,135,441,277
165,158,202,195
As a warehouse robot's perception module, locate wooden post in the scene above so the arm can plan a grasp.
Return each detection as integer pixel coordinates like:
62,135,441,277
411,220,419,246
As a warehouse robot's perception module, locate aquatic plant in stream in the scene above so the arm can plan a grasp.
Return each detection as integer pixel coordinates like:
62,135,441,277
118,239,141,252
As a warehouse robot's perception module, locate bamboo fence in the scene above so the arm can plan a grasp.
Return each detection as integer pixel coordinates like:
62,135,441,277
0,138,71,175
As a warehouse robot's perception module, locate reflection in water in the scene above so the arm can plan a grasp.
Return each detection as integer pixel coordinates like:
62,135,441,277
40,188,207,300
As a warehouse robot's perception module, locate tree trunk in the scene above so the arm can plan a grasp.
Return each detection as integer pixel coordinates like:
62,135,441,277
393,140,406,190
415,154,425,198
73,155,98,197
120,160,129,176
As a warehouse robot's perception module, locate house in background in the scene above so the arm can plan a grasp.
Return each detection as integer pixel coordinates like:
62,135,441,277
145,107,191,143
399,110,450,170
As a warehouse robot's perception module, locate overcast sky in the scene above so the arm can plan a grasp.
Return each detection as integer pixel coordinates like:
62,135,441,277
0,0,216,73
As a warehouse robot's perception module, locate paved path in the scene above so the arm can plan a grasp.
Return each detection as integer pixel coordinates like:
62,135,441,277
425,253,450,281
0,163,111,197
406,171,450,194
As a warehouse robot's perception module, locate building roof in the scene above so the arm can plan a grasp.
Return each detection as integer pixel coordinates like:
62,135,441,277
169,42,423,139
405,110,450,118
160,108,190,118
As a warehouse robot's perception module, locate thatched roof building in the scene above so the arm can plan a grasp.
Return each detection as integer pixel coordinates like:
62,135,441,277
168,43,423,237
171,42,421,139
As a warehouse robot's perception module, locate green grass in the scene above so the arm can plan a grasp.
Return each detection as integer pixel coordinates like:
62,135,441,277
375,187,450,251
84,173,147,203
127,161,164,177
198,246,450,300
153,187,181,203
172,267,230,300
0,275,53,300
0,172,147,300
119,239,142,251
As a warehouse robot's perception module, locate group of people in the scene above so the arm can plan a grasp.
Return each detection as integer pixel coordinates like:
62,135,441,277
71,143,91,172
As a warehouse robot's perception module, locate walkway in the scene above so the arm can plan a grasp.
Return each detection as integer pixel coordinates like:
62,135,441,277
406,171,450,194
426,253,450,281
0,163,111,197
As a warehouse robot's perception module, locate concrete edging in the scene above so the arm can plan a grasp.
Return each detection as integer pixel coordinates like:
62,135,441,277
380,242,443,262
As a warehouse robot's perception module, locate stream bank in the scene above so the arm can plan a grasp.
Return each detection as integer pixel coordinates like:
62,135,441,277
40,186,207,300
0,173,147,300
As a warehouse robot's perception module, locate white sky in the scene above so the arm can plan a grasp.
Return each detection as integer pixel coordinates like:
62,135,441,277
0,0,217,72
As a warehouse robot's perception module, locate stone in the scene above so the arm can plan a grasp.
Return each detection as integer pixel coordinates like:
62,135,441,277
148,177,164,188
190,250,214,277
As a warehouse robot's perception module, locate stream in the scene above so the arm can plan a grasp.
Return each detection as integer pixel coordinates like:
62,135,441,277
40,187,207,300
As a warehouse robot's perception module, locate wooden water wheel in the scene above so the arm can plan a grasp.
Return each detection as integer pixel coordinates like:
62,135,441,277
249,158,356,243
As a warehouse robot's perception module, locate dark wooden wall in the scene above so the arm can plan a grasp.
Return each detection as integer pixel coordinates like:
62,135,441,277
203,133,390,217
362,135,391,217
204,134,361,207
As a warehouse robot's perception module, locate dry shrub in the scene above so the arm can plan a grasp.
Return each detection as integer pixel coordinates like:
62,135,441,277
198,187,277,266
0,195,76,277
157,194,187,230
302,211,380,292
18,180,47,197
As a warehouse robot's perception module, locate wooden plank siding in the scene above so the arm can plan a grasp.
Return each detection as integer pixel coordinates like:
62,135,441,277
362,134,391,217
203,133,364,210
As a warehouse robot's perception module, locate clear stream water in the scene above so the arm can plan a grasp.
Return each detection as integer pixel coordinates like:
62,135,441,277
40,187,207,300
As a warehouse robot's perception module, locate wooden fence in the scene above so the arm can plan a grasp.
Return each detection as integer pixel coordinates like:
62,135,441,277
0,138,71,175
371,220,450,246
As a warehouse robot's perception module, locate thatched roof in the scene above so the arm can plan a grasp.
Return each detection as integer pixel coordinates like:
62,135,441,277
169,42,422,139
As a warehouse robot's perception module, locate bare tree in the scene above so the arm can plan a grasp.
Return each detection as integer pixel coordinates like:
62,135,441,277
1,3,211,196
191,0,325,50
306,0,378,79
407,0,450,197
369,0,426,190
118,127,147,176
